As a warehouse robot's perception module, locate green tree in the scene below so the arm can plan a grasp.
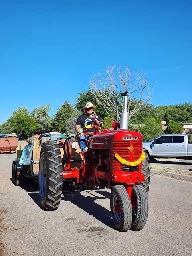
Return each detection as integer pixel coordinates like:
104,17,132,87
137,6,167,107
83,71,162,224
167,120,183,134
102,116,113,129
65,108,81,133
76,90,108,119
52,101,77,133
76,90,95,111
154,103,192,123
31,105,52,132
0,121,11,134
131,103,155,124
7,107,39,138
132,117,163,141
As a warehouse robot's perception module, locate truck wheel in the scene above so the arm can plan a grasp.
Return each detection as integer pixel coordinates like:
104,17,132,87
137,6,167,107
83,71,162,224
39,141,63,211
131,184,149,231
110,185,132,232
142,151,150,187
12,162,22,186
145,151,154,162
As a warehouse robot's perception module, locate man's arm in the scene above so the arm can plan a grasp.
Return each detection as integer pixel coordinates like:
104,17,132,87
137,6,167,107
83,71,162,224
94,114,103,127
75,124,82,132
75,115,83,133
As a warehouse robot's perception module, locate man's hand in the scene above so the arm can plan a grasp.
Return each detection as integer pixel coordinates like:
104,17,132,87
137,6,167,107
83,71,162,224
75,125,83,134
77,127,83,134
94,119,103,126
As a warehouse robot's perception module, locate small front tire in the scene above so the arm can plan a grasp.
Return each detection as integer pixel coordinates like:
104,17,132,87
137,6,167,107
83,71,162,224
131,184,149,231
110,185,132,232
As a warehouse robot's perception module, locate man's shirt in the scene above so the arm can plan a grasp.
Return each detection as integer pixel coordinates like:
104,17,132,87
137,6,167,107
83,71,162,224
76,113,102,132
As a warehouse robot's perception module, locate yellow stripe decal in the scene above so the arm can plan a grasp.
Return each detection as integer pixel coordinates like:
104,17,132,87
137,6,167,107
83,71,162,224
114,151,146,166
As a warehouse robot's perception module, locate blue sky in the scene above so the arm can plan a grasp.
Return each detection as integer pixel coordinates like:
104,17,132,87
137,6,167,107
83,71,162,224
0,0,192,123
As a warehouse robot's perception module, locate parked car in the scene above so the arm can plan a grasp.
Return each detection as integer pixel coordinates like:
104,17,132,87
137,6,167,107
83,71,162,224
17,135,25,141
39,133,50,138
143,134,192,161
0,134,8,138
49,132,62,142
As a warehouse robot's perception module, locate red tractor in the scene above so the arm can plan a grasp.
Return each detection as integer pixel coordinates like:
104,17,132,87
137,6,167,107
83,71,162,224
38,92,150,232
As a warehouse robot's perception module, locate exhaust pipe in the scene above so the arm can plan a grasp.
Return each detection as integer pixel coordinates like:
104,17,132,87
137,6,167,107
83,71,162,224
120,91,129,130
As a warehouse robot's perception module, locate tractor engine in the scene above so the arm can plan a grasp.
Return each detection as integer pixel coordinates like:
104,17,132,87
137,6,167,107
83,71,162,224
89,129,145,188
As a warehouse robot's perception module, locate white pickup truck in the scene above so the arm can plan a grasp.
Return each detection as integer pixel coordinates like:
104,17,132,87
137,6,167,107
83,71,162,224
143,134,192,160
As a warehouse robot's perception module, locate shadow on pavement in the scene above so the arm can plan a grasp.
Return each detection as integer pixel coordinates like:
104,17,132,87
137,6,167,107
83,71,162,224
63,190,114,229
20,179,41,207
12,176,115,229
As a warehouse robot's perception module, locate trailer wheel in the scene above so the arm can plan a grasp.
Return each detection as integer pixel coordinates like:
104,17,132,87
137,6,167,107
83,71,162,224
39,141,63,211
12,162,22,186
131,184,149,231
142,151,150,187
110,185,132,232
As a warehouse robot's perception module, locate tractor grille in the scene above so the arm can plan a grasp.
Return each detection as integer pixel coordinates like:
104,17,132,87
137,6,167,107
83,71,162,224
113,141,142,171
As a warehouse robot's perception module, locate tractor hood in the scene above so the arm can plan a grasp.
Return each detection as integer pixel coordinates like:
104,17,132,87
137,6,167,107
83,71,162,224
101,129,143,141
113,130,142,141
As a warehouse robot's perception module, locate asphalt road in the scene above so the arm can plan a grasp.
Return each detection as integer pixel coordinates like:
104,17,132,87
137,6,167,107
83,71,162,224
0,154,192,256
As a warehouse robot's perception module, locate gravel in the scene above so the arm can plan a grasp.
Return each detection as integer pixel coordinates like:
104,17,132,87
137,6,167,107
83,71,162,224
0,154,192,256
150,158,192,173
150,158,192,182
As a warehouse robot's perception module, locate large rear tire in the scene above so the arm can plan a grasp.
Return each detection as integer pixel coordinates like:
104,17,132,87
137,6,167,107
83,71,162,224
39,141,63,211
131,184,149,231
110,185,132,232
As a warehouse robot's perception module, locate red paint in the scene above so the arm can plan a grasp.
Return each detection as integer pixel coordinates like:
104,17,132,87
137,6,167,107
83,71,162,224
63,168,80,183
62,129,144,198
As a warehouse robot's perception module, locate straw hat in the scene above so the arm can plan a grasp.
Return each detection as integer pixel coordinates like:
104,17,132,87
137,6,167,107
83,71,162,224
83,102,95,110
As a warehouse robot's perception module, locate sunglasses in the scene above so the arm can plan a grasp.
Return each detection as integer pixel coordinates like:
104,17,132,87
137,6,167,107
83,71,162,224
85,107,93,110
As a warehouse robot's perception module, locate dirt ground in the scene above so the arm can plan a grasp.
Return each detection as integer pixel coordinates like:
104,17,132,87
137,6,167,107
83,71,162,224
150,157,192,176
0,208,7,255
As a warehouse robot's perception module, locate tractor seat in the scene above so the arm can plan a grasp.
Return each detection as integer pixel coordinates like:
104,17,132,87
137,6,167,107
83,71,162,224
63,139,83,168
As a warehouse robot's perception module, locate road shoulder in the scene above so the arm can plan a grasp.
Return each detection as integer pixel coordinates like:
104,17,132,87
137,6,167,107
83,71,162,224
150,159,192,182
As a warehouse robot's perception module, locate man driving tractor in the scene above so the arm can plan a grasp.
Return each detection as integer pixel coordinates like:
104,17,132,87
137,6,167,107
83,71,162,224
75,102,103,151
